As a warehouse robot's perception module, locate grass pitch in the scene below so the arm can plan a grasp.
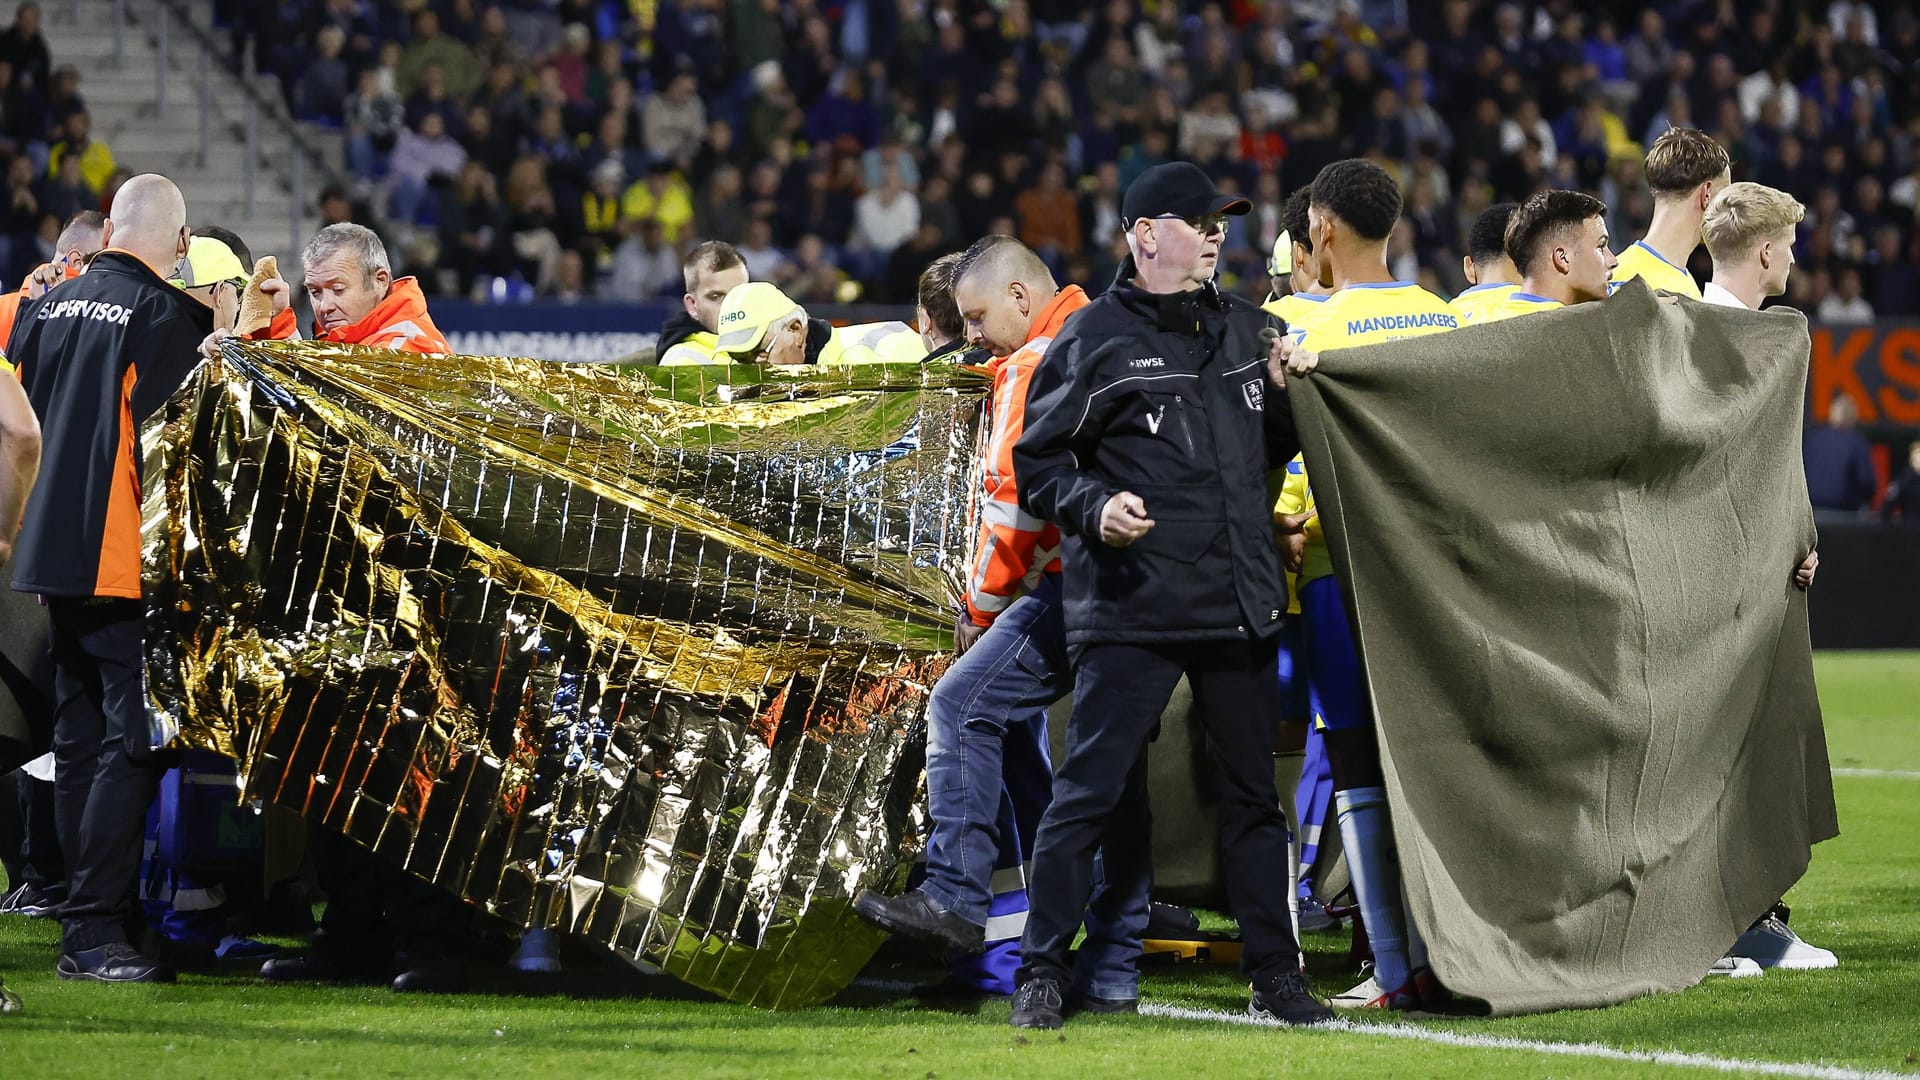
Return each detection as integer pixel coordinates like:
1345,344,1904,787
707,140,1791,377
2,653,1915,1078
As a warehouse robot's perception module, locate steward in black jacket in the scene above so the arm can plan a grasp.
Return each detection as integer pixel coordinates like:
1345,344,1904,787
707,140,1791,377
1011,265,1299,646
9,249,211,599
1003,161,1330,1031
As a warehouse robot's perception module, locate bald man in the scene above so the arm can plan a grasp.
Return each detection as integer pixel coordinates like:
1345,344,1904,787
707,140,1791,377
8,173,210,984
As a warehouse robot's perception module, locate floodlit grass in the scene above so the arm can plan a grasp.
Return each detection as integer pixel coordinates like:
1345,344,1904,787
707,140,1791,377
1,652,1914,1077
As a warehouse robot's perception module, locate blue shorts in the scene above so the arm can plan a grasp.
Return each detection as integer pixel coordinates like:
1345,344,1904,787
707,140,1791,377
1274,615,1311,723
1300,575,1367,732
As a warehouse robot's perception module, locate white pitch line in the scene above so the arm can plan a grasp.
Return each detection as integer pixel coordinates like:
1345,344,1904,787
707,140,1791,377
1832,768,1920,780
1138,1003,1908,1080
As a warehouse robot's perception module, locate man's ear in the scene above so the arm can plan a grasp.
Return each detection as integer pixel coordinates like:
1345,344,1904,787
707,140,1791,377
374,266,393,293
99,219,114,250
1759,241,1773,270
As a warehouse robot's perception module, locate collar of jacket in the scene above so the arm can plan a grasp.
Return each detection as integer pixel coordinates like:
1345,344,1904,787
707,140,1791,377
1109,257,1224,334
84,249,212,321
801,316,834,363
922,337,969,363
318,276,432,345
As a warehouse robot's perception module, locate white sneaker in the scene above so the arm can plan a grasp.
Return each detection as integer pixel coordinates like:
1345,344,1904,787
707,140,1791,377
1329,969,1419,1009
1732,913,1838,970
1707,955,1763,978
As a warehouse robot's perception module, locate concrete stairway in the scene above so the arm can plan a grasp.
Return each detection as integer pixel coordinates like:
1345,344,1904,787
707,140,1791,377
39,0,347,270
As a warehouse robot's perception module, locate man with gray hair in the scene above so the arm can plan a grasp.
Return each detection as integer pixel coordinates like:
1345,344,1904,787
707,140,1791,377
299,222,448,352
201,222,447,358
6,174,206,984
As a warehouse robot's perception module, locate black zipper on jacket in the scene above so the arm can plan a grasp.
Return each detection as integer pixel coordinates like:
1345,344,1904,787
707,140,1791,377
1172,394,1195,455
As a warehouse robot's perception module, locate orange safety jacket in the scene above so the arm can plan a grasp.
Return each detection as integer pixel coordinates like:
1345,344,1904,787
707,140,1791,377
963,285,1088,627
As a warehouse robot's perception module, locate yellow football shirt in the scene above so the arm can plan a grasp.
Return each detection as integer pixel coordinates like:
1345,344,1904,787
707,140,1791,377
1286,280,1460,350
1263,290,1331,332
1450,281,1519,325
1274,453,1326,604
1282,281,1458,583
1610,240,1701,299
1468,290,1564,323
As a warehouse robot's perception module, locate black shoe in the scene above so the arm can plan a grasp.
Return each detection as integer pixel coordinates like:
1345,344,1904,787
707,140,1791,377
391,955,469,993
0,881,65,919
1249,971,1334,1026
852,888,986,954
1010,976,1066,1029
260,950,389,984
1070,992,1138,1015
57,942,176,983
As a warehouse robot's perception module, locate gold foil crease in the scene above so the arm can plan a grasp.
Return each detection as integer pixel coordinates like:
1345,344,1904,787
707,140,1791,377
140,342,988,1007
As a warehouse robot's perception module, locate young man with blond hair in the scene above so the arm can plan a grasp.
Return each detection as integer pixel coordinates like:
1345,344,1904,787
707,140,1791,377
1612,128,1732,299
1700,182,1804,311
1697,179,1835,974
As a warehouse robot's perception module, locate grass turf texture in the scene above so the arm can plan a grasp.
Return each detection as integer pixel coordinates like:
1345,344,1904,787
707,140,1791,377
2,652,1915,1078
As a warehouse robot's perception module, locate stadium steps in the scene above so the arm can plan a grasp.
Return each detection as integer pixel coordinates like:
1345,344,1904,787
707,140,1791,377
41,0,349,271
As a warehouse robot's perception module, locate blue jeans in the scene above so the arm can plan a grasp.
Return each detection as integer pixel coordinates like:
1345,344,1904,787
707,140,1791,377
922,573,1149,999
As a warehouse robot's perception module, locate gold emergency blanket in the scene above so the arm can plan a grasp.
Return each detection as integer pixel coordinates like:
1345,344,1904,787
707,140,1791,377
139,340,987,1008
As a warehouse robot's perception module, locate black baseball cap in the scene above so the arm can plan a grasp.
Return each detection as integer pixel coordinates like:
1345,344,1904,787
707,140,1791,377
1121,161,1252,225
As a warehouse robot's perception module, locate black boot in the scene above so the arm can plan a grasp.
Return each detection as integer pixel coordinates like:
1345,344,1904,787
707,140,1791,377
852,888,986,954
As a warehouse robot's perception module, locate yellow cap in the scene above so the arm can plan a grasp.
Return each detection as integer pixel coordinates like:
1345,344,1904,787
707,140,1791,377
170,235,248,290
715,281,803,355
1268,230,1292,277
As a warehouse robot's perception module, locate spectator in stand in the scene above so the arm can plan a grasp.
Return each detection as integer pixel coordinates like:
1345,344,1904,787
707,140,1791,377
294,26,352,124
884,221,953,306
502,157,564,293
608,219,677,302
1818,267,1874,323
569,159,624,275
849,165,920,278
735,219,788,286
437,160,513,299
398,9,482,101
784,233,842,304
36,143,85,223
1015,161,1081,266
404,64,465,139
388,112,467,226
643,72,707,168
345,67,405,181
1882,442,1920,526
46,110,110,196
1804,393,1880,516
0,2,48,95
620,162,694,247
42,63,80,128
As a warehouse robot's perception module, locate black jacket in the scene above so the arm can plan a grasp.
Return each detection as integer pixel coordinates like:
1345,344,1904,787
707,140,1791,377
1013,270,1300,645
654,308,705,358
9,250,213,599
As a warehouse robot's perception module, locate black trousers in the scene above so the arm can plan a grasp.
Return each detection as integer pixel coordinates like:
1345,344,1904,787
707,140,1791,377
48,598,160,953
0,771,64,888
309,824,472,961
1019,634,1302,985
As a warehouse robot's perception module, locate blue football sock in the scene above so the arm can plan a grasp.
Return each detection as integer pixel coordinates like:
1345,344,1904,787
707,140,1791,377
1336,785,1411,992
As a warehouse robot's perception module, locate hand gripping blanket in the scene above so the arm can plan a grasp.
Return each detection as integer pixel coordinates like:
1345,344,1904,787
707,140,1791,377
1286,279,1838,1014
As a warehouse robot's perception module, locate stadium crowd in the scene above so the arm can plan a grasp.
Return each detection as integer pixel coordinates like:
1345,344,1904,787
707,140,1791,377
199,0,1920,323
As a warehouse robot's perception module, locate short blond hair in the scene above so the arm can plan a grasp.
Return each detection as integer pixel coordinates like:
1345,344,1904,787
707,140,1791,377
1702,182,1805,261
